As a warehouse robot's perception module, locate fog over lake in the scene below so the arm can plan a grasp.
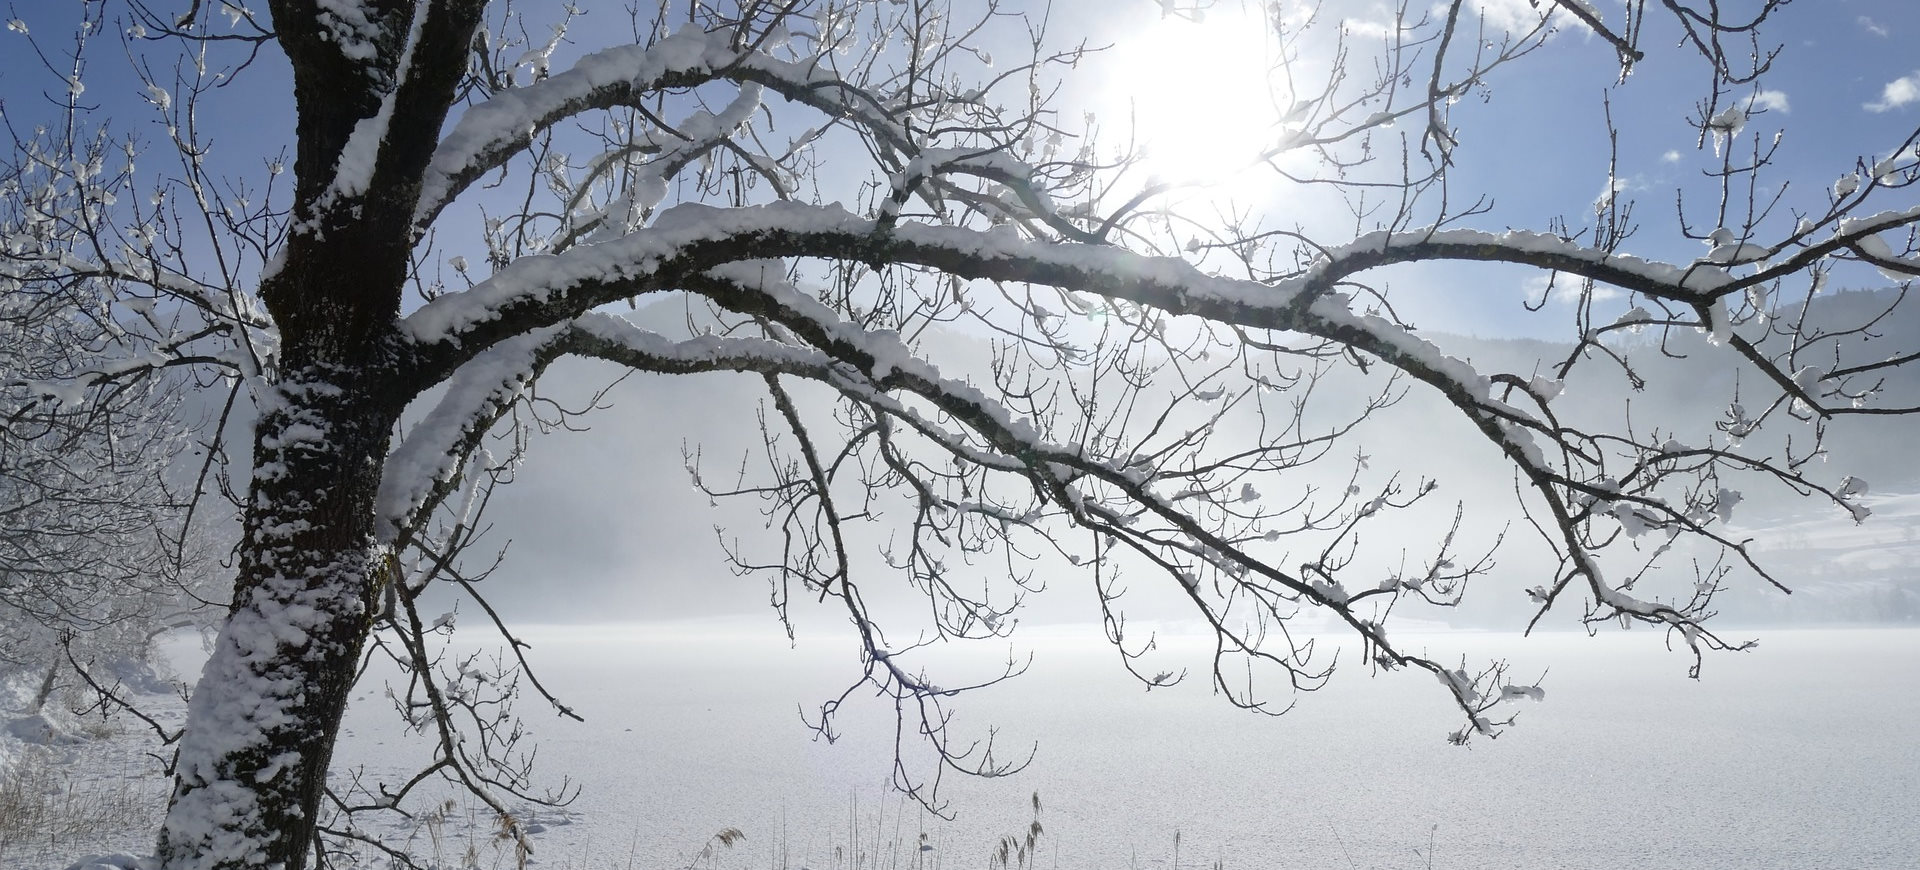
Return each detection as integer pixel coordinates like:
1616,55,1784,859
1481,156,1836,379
327,623,1920,870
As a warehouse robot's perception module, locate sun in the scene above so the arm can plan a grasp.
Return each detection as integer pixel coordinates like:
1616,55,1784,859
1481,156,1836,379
1102,4,1293,186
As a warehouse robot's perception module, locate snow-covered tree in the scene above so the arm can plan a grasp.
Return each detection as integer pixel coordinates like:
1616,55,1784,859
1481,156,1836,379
0,93,214,714
3,1,1917,868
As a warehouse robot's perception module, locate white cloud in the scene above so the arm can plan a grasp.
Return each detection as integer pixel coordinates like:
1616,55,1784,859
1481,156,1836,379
1859,16,1890,38
1524,273,1619,306
1866,73,1920,113
1342,16,1394,40
1661,149,1682,163
1594,177,1628,212
1750,89,1789,113
1472,0,1589,37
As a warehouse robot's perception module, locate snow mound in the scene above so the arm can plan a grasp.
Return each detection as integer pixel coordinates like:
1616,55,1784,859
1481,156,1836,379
61,856,153,870
5,713,85,745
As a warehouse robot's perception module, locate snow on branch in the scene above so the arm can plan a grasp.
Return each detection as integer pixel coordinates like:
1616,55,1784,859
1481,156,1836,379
553,82,768,250
412,19,1091,244
379,311,864,543
414,29,743,232
400,200,1792,387
378,325,568,544
412,25,901,234
304,0,433,224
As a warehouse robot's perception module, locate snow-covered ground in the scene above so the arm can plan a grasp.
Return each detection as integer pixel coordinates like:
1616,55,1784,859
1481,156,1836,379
0,654,183,870
8,494,1920,869
8,622,1919,870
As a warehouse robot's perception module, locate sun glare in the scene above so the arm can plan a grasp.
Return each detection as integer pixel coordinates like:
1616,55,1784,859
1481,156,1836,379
1104,5,1290,186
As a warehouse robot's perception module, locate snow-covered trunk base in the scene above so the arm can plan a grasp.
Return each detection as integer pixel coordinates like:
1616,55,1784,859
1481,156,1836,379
156,369,398,870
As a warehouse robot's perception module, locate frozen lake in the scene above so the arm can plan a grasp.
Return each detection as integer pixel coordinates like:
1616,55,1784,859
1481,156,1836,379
324,623,1920,870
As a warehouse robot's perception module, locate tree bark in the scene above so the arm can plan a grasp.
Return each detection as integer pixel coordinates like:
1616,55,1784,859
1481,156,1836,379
156,363,401,870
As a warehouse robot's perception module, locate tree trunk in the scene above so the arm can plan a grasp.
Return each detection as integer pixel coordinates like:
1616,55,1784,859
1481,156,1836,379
149,4,488,866
32,658,59,712
156,365,400,870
